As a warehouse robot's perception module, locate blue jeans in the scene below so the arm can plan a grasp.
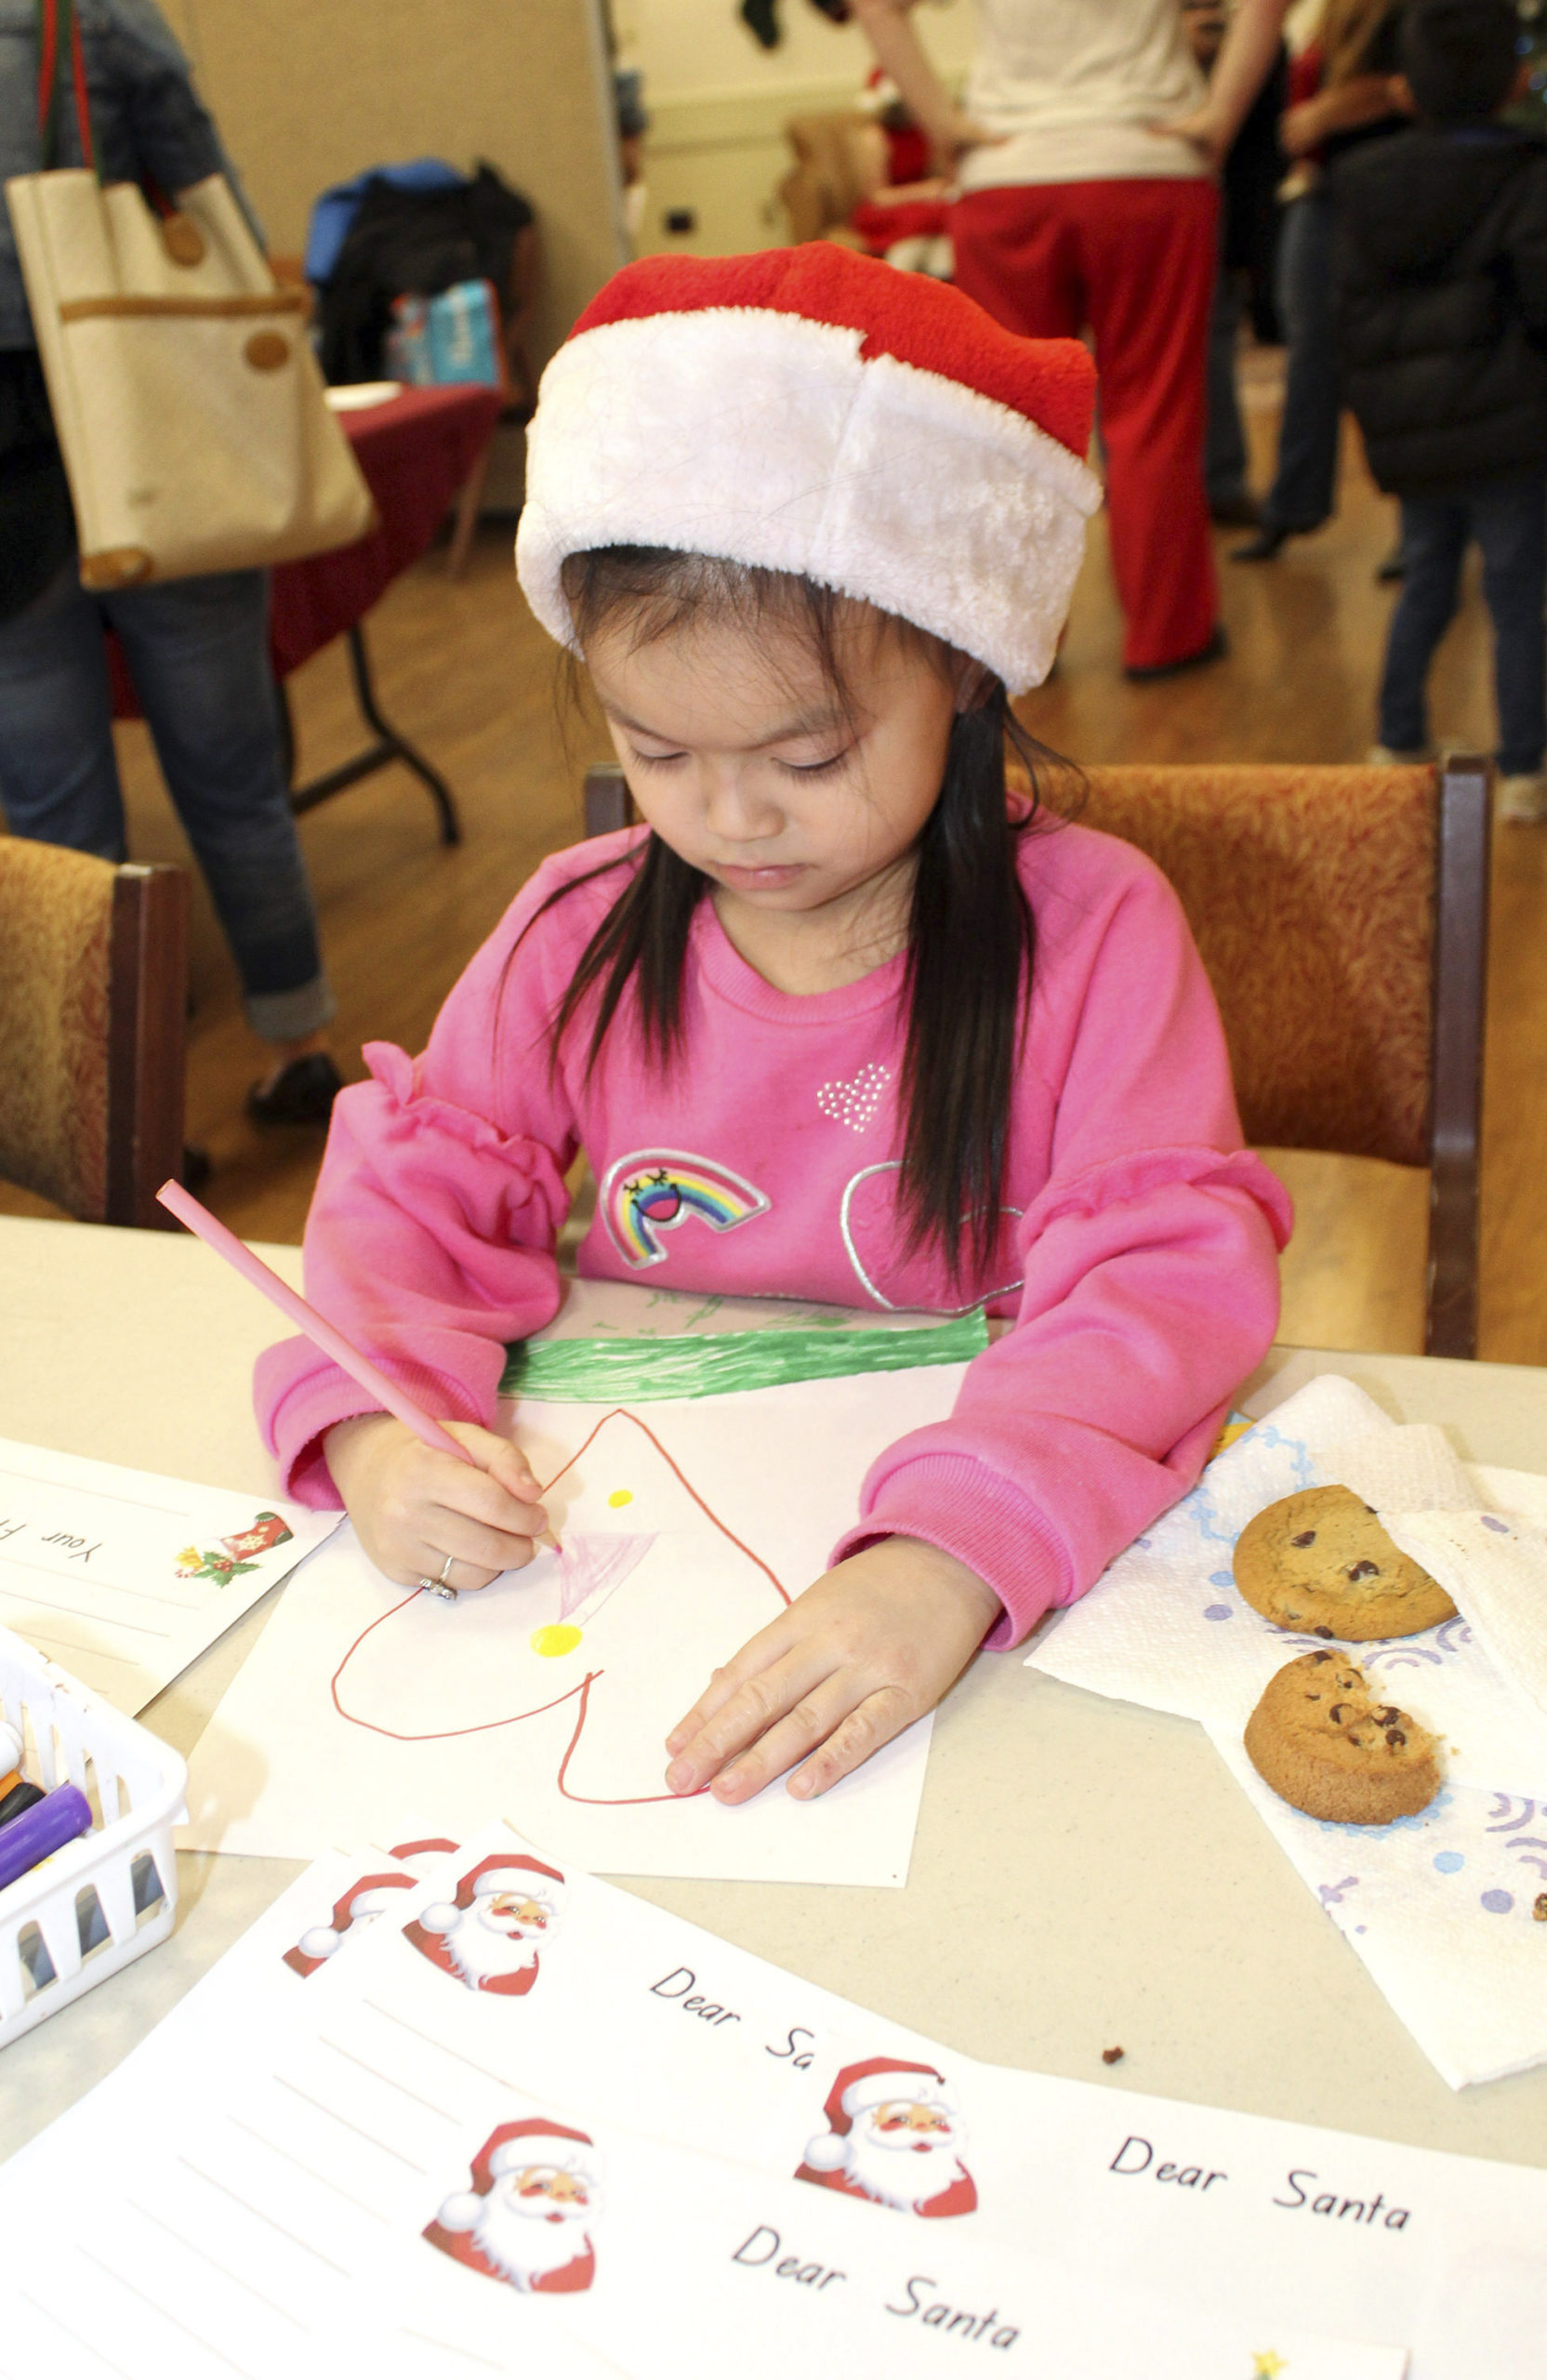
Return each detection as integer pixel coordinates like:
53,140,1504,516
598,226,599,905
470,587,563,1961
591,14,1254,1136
1380,475,1547,776
1263,189,1341,536
0,561,333,1038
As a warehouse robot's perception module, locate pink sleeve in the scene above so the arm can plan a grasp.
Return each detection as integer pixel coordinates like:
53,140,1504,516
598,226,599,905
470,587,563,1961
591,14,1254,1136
830,859,1292,1644
254,868,586,1505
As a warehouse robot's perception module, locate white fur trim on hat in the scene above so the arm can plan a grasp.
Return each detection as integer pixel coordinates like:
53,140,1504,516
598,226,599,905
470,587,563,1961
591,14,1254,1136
473,1871,553,1904
488,2133,589,2179
295,1925,341,1962
516,310,1101,696
841,2066,953,2120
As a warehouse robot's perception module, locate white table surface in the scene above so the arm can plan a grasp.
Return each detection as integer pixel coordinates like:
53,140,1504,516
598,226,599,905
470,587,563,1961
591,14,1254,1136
4,1214,1546,2173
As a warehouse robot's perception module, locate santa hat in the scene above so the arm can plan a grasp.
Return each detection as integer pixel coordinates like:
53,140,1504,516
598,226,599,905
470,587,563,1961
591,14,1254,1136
285,1869,417,1975
436,2120,599,2233
416,1852,564,1937
801,2057,955,2175
515,246,1101,695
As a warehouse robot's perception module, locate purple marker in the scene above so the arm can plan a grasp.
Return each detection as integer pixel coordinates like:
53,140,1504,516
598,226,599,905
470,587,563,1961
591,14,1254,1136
0,1782,93,1893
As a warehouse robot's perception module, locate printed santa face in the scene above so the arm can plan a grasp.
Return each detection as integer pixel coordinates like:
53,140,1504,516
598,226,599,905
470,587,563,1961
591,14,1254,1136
796,2057,977,2217
403,1853,566,1997
283,1840,459,1978
425,2120,601,2294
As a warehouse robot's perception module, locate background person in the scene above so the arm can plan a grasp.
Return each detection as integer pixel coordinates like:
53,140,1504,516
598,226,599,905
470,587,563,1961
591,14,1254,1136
1333,0,1547,822
1182,0,1288,528
851,0,1293,679
0,0,342,1129
1233,0,1413,564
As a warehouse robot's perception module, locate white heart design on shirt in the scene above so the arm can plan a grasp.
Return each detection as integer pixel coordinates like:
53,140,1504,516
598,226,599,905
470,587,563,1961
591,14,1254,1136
817,1062,892,1134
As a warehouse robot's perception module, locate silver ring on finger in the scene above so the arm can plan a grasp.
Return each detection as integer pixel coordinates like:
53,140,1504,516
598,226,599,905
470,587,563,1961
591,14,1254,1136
418,1555,458,1605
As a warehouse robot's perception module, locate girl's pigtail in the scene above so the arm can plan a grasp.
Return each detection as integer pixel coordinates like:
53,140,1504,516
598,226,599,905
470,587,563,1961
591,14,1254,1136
896,685,1038,1286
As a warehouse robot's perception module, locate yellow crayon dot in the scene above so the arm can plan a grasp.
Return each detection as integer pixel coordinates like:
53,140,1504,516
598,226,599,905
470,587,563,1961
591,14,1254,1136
530,1623,583,1658
608,1489,633,1508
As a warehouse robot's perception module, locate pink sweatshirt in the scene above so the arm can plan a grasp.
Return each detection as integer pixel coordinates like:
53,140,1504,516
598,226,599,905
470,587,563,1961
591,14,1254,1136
257,820,1290,1647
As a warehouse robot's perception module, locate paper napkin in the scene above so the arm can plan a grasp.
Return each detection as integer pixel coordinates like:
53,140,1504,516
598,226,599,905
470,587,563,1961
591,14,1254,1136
1027,1375,1547,1796
1026,1375,1547,2087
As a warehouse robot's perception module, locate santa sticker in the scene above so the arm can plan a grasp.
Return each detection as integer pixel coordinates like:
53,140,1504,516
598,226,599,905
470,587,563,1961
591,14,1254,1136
282,1839,459,1977
403,1851,566,1996
796,2057,978,2217
424,2118,601,2294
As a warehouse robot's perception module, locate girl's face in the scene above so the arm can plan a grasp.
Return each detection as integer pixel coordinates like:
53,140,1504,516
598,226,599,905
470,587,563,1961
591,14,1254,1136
586,607,959,958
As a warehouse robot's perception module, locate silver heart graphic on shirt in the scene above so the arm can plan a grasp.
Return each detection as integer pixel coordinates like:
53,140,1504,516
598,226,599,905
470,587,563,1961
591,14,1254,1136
839,1162,1025,1313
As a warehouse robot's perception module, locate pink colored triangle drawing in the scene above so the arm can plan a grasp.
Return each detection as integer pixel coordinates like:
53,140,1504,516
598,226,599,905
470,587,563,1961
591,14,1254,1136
328,1408,791,1806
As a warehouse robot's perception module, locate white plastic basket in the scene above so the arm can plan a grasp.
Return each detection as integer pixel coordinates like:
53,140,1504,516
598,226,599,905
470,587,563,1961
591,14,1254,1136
0,1622,187,2047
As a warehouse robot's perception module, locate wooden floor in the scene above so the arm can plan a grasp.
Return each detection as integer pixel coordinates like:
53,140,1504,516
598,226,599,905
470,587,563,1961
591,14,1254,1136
7,373,1545,1366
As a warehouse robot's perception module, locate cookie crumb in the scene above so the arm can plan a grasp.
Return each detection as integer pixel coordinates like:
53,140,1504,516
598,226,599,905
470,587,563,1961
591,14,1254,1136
1534,1895,1547,1924
1101,2045,1124,2066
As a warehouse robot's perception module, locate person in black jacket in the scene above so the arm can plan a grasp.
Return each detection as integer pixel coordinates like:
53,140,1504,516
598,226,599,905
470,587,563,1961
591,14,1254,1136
1332,0,1547,820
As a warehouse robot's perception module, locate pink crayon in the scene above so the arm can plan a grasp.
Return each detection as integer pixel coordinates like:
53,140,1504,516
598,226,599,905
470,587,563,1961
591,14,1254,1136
157,1178,472,1465
156,1181,557,1591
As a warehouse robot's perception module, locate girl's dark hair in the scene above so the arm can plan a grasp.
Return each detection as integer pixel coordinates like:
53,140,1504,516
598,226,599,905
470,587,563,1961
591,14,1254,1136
529,548,1070,1287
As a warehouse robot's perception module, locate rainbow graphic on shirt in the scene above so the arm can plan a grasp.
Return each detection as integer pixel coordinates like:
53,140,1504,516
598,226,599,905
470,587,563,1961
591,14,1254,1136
599,1149,772,1268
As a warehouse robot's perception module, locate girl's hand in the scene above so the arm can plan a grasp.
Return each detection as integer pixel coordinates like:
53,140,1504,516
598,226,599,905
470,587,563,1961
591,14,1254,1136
324,1413,549,1593
664,1538,1001,1805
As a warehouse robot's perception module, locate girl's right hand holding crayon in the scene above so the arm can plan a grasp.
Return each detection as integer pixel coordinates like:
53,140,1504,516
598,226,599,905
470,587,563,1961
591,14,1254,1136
324,1415,549,1593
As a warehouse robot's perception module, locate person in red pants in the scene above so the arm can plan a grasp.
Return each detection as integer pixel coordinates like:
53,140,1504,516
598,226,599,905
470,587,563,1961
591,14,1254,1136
853,0,1293,679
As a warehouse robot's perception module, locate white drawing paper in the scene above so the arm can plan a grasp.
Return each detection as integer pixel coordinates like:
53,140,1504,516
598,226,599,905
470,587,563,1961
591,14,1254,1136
179,1368,970,1882
0,1435,337,1712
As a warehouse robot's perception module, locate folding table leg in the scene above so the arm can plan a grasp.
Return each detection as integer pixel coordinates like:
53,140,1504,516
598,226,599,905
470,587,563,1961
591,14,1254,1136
285,625,463,846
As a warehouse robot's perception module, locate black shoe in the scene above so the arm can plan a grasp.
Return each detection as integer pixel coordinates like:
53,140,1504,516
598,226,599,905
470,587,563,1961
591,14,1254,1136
1124,624,1228,683
1376,542,1407,584
1231,523,1290,562
1210,491,1261,529
182,1144,213,1193
247,1052,344,1128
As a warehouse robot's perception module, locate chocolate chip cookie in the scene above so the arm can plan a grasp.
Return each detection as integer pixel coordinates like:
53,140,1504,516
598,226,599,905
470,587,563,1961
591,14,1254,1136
1232,1484,1456,1640
1244,1651,1441,1824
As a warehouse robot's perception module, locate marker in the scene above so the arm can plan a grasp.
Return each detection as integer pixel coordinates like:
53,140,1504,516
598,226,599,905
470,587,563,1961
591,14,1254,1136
0,1722,44,1830
155,1180,558,1599
0,1781,93,1893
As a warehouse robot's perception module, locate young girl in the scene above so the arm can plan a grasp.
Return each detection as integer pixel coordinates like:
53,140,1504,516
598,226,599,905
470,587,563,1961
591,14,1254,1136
257,247,1290,1811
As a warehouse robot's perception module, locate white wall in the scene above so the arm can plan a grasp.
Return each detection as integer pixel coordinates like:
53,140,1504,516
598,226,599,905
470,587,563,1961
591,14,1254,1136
619,0,972,104
623,0,971,258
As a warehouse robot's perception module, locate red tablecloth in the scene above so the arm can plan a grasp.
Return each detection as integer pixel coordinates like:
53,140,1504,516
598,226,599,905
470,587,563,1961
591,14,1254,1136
110,382,503,712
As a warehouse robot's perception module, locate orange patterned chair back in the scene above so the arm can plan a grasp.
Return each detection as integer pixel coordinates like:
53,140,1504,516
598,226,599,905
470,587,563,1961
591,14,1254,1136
1073,764,1439,1167
0,840,188,1226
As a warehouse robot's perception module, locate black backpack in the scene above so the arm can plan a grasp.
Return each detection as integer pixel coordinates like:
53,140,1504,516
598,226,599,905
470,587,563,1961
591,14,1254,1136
317,164,536,385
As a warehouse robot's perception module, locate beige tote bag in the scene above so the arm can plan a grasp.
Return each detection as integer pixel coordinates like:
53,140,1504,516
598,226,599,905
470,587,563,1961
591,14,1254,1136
6,0,375,590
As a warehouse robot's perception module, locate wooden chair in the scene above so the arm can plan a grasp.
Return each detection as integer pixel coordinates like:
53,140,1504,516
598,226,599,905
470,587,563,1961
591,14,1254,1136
0,843,189,1229
581,755,1491,1357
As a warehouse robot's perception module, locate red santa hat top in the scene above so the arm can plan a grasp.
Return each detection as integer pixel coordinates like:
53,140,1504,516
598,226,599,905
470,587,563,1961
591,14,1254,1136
454,1852,564,1911
477,2119,596,2191
416,1851,563,1938
294,1869,416,1964
515,246,1101,695
435,2120,598,2237
802,2056,955,2173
